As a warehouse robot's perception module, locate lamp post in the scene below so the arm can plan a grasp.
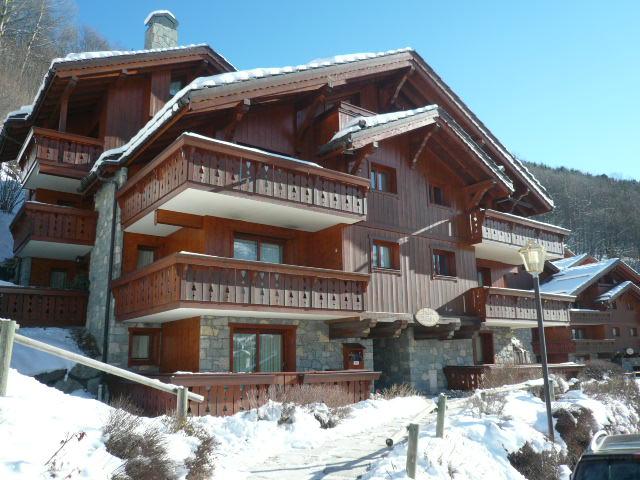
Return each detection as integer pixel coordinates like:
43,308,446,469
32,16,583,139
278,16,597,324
518,240,555,442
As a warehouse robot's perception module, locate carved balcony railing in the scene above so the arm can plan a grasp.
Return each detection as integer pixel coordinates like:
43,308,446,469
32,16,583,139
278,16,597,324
469,209,569,259
0,286,88,327
464,286,574,325
17,127,103,183
11,202,97,256
117,133,369,233
111,252,369,322
569,309,613,325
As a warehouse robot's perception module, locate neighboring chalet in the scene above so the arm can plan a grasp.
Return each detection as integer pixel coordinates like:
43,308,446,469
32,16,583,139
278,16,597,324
534,254,640,367
0,12,579,410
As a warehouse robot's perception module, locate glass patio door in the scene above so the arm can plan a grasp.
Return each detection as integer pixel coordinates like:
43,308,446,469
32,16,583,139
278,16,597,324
232,331,283,372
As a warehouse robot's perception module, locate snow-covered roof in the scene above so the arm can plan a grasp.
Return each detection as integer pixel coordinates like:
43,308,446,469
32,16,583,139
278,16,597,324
144,10,177,25
82,48,414,186
323,105,513,190
551,253,590,271
595,281,640,303
540,258,619,296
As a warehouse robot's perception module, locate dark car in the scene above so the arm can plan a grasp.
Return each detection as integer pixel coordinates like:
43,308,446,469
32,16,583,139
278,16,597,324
572,431,640,480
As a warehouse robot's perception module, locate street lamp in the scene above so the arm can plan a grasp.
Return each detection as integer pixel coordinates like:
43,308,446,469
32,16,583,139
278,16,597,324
518,240,555,442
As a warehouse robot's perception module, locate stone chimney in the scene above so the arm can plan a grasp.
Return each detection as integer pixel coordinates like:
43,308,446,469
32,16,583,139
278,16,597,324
144,10,178,49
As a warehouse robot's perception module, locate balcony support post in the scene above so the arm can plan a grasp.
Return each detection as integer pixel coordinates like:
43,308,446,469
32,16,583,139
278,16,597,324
533,273,555,442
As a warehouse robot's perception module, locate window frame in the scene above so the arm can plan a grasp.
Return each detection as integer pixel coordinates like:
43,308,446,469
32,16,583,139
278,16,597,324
233,233,285,264
369,163,397,194
229,323,296,373
136,245,157,270
630,327,638,337
128,327,161,367
432,248,457,279
371,239,400,272
428,183,451,208
49,268,69,289
612,326,621,338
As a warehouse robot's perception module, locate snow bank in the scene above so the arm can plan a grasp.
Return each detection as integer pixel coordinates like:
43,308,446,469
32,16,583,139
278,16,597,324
10,327,84,376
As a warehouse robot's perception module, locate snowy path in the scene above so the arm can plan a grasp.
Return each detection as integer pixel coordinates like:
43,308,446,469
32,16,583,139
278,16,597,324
243,399,464,480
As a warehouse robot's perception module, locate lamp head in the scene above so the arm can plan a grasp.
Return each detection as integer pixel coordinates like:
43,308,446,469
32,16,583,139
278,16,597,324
518,240,546,275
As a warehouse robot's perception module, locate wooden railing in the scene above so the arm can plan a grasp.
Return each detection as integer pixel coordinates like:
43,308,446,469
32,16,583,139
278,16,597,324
574,338,617,354
0,286,88,327
570,309,613,325
17,127,103,182
469,209,568,256
112,252,369,321
11,202,97,254
465,286,573,323
531,340,576,355
443,364,584,391
117,133,369,228
108,370,381,417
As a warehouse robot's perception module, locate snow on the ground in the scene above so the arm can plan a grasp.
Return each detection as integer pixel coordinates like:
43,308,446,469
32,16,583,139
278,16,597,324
10,327,83,375
363,383,638,480
196,395,429,479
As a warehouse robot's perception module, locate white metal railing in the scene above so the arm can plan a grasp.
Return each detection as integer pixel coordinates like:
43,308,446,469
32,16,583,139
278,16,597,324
0,319,203,419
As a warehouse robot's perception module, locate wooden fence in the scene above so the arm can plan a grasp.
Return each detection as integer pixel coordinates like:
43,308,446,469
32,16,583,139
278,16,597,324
109,370,381,417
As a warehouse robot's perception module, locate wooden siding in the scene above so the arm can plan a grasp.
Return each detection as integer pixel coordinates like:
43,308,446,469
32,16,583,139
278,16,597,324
11,201,97,254
469,209,566,256
109,370,380,417
160,317,200,373
0,286,87,327
17,127,102,182
465,287,572,324
117,134,368,229
29,258,87,289
111,252,369,321
103,77,150,150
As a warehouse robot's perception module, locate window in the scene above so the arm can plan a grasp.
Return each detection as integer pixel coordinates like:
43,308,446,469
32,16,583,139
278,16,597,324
371,240,399,270
612,327,621,337
429,184,449,207
233,235,283,264
169,79,184,97
631,328,638,337
433,250,456,277
128,328,161,366
477,267,492,287
572,328,585,340
369,164,396,193
50,269,68,289
230,324,295,372
136,246,156,269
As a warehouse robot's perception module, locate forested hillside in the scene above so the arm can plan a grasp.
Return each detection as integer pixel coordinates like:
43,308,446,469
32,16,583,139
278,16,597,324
527,162,640,267
0,0,111,120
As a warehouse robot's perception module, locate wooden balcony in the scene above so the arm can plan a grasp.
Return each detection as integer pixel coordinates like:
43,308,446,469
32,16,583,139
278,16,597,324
443,363,584,391
111,252,369,323
464,286,574,327
109,370,380,417
0,286,87,327
117,133,369,237
570,309,613,325
574,338,618,355
469,209,569,264
11,201,97,260
17,127,103,193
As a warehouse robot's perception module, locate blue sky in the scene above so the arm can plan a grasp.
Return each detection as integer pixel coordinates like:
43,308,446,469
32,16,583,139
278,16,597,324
75,0,640,179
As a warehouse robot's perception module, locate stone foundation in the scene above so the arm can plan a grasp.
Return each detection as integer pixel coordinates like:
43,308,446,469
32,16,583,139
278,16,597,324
200,316,373,372
492,327,535,364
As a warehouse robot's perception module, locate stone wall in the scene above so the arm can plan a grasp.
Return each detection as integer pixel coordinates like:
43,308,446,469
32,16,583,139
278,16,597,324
374,327,473,394
200,316,373,372
493,327,535,365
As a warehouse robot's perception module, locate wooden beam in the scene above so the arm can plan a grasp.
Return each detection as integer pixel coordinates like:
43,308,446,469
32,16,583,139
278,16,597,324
413,322,460,340
463,179,496,211
349,142,377,176
155,209,204,229
223,99,251,141
410,126,437,170
326,318,377,339
367,320,408,339
295,85,331,151
57,76,77,132
507,189,530,213
387,66,414,109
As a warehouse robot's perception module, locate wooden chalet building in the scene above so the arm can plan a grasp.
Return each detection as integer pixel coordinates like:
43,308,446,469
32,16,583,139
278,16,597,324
0,11,580,406
533,254,640,367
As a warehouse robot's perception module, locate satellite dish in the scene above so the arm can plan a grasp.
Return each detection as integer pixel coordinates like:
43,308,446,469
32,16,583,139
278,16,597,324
627,348,635,356
415,308,440,327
